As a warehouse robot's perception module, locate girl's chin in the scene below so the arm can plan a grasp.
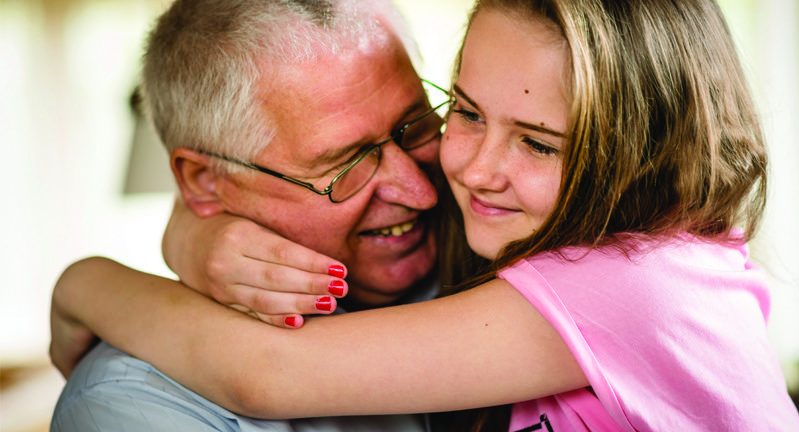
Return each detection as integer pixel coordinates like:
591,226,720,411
466,235,501,260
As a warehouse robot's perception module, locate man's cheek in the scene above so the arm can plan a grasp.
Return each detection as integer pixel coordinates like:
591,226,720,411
409,140,440,167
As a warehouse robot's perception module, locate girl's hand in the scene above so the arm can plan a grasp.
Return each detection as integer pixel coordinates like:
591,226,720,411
162,199,348,328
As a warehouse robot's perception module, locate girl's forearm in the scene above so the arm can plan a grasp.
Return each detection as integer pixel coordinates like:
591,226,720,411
53,257,586,418
54,257,262,411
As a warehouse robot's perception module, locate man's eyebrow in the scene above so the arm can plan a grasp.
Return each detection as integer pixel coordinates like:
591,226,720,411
314,97,429,165
452,84,567,139
314,141,366,167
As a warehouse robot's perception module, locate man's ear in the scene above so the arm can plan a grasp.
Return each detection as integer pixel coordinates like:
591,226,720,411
170,148,226,218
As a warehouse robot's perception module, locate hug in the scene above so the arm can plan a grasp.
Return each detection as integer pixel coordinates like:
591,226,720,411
50,0,799,431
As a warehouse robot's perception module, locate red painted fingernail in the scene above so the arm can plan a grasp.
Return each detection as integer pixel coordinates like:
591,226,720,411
328,280,346,297
284,316,299,327
316,296,333,312
327,264,346,278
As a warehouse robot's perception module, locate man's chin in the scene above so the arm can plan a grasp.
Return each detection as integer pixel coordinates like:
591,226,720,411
345,237,437,308
346,267,434,306
342,286,411,309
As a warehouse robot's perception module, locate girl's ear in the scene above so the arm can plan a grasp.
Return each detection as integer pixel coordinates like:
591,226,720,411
169,148,225,218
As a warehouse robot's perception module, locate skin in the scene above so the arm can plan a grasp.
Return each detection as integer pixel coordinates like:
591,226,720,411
172,36,439,308
443,11,569,259
51,8,588,418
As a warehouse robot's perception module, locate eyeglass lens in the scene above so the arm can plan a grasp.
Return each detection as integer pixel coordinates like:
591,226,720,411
400,111,445,150
329,84,448,202
329,146,381,202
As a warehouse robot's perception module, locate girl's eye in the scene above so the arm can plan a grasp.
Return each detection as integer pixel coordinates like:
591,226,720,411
451,104,482,124
522,137,558,156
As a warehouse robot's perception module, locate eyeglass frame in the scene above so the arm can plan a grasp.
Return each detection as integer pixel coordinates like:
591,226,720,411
198,79,452,203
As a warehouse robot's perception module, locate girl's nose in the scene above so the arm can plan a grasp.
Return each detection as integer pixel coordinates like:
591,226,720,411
460,133,508,192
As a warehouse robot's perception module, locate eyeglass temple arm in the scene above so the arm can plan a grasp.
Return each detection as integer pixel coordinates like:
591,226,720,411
421,78,449,94
198,150,332,196
259,169,332,196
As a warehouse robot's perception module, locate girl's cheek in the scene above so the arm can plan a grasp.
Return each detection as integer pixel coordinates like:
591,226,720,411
440,130,477,178
439,132,459,177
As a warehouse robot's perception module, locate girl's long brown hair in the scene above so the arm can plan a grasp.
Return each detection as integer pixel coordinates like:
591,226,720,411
434,0,767,430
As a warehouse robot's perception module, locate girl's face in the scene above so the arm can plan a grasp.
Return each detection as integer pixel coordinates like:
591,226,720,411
441,8,571,259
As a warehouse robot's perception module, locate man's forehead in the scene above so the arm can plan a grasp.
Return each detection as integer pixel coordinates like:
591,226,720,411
311,96,429,162
257,44,424,171
284,86,428,173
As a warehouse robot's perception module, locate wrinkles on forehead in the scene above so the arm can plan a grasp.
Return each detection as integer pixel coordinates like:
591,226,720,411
310,97,430,166
253,38,423,178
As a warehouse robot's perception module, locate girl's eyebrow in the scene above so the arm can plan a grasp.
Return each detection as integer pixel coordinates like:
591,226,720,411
452,84,480,109
452,84,567,138
513,119,567,138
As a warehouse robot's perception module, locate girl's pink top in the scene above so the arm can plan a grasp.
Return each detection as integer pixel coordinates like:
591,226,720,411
498,234,799,431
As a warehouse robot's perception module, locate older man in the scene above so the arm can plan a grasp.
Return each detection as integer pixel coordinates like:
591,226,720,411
50,0,449,430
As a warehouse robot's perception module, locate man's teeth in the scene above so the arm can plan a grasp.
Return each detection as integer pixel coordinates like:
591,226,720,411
374,221,415,237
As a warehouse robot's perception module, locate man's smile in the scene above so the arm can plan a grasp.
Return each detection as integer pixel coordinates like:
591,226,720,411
362,218,418,237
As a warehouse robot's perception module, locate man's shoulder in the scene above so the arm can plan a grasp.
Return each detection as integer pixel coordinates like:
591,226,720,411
65,341,164,387
51,342,243,431
59,341,211,404
52,343,430,432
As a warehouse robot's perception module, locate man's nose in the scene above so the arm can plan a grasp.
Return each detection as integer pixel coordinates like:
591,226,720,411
371,143,439,210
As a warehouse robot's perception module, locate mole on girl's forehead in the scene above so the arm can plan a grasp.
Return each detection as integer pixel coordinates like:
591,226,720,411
524,89,530,94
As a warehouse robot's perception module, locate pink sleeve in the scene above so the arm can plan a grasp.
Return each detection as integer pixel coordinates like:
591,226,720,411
498,242,799,431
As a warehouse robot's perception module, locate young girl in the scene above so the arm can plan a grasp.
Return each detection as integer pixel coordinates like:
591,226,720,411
51,0,799,430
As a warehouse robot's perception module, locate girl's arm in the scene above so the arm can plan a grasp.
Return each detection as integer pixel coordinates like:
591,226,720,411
52,257,587,419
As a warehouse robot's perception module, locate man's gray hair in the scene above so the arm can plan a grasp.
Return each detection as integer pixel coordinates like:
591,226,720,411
141,0,418,169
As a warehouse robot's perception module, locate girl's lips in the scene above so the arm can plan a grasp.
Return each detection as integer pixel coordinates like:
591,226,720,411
469,195,519,217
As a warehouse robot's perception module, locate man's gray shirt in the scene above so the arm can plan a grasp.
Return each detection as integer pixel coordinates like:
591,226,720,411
51,283,438,431
51,343,428,431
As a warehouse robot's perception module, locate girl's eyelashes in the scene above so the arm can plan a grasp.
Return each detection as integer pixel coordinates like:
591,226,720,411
450,99,559,156
522,136,558,156
451,101,482,124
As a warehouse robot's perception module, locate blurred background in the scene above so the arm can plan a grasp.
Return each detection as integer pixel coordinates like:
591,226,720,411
1,0,797,430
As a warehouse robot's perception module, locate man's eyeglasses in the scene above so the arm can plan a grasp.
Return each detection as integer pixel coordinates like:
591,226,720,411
200,80,451,203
